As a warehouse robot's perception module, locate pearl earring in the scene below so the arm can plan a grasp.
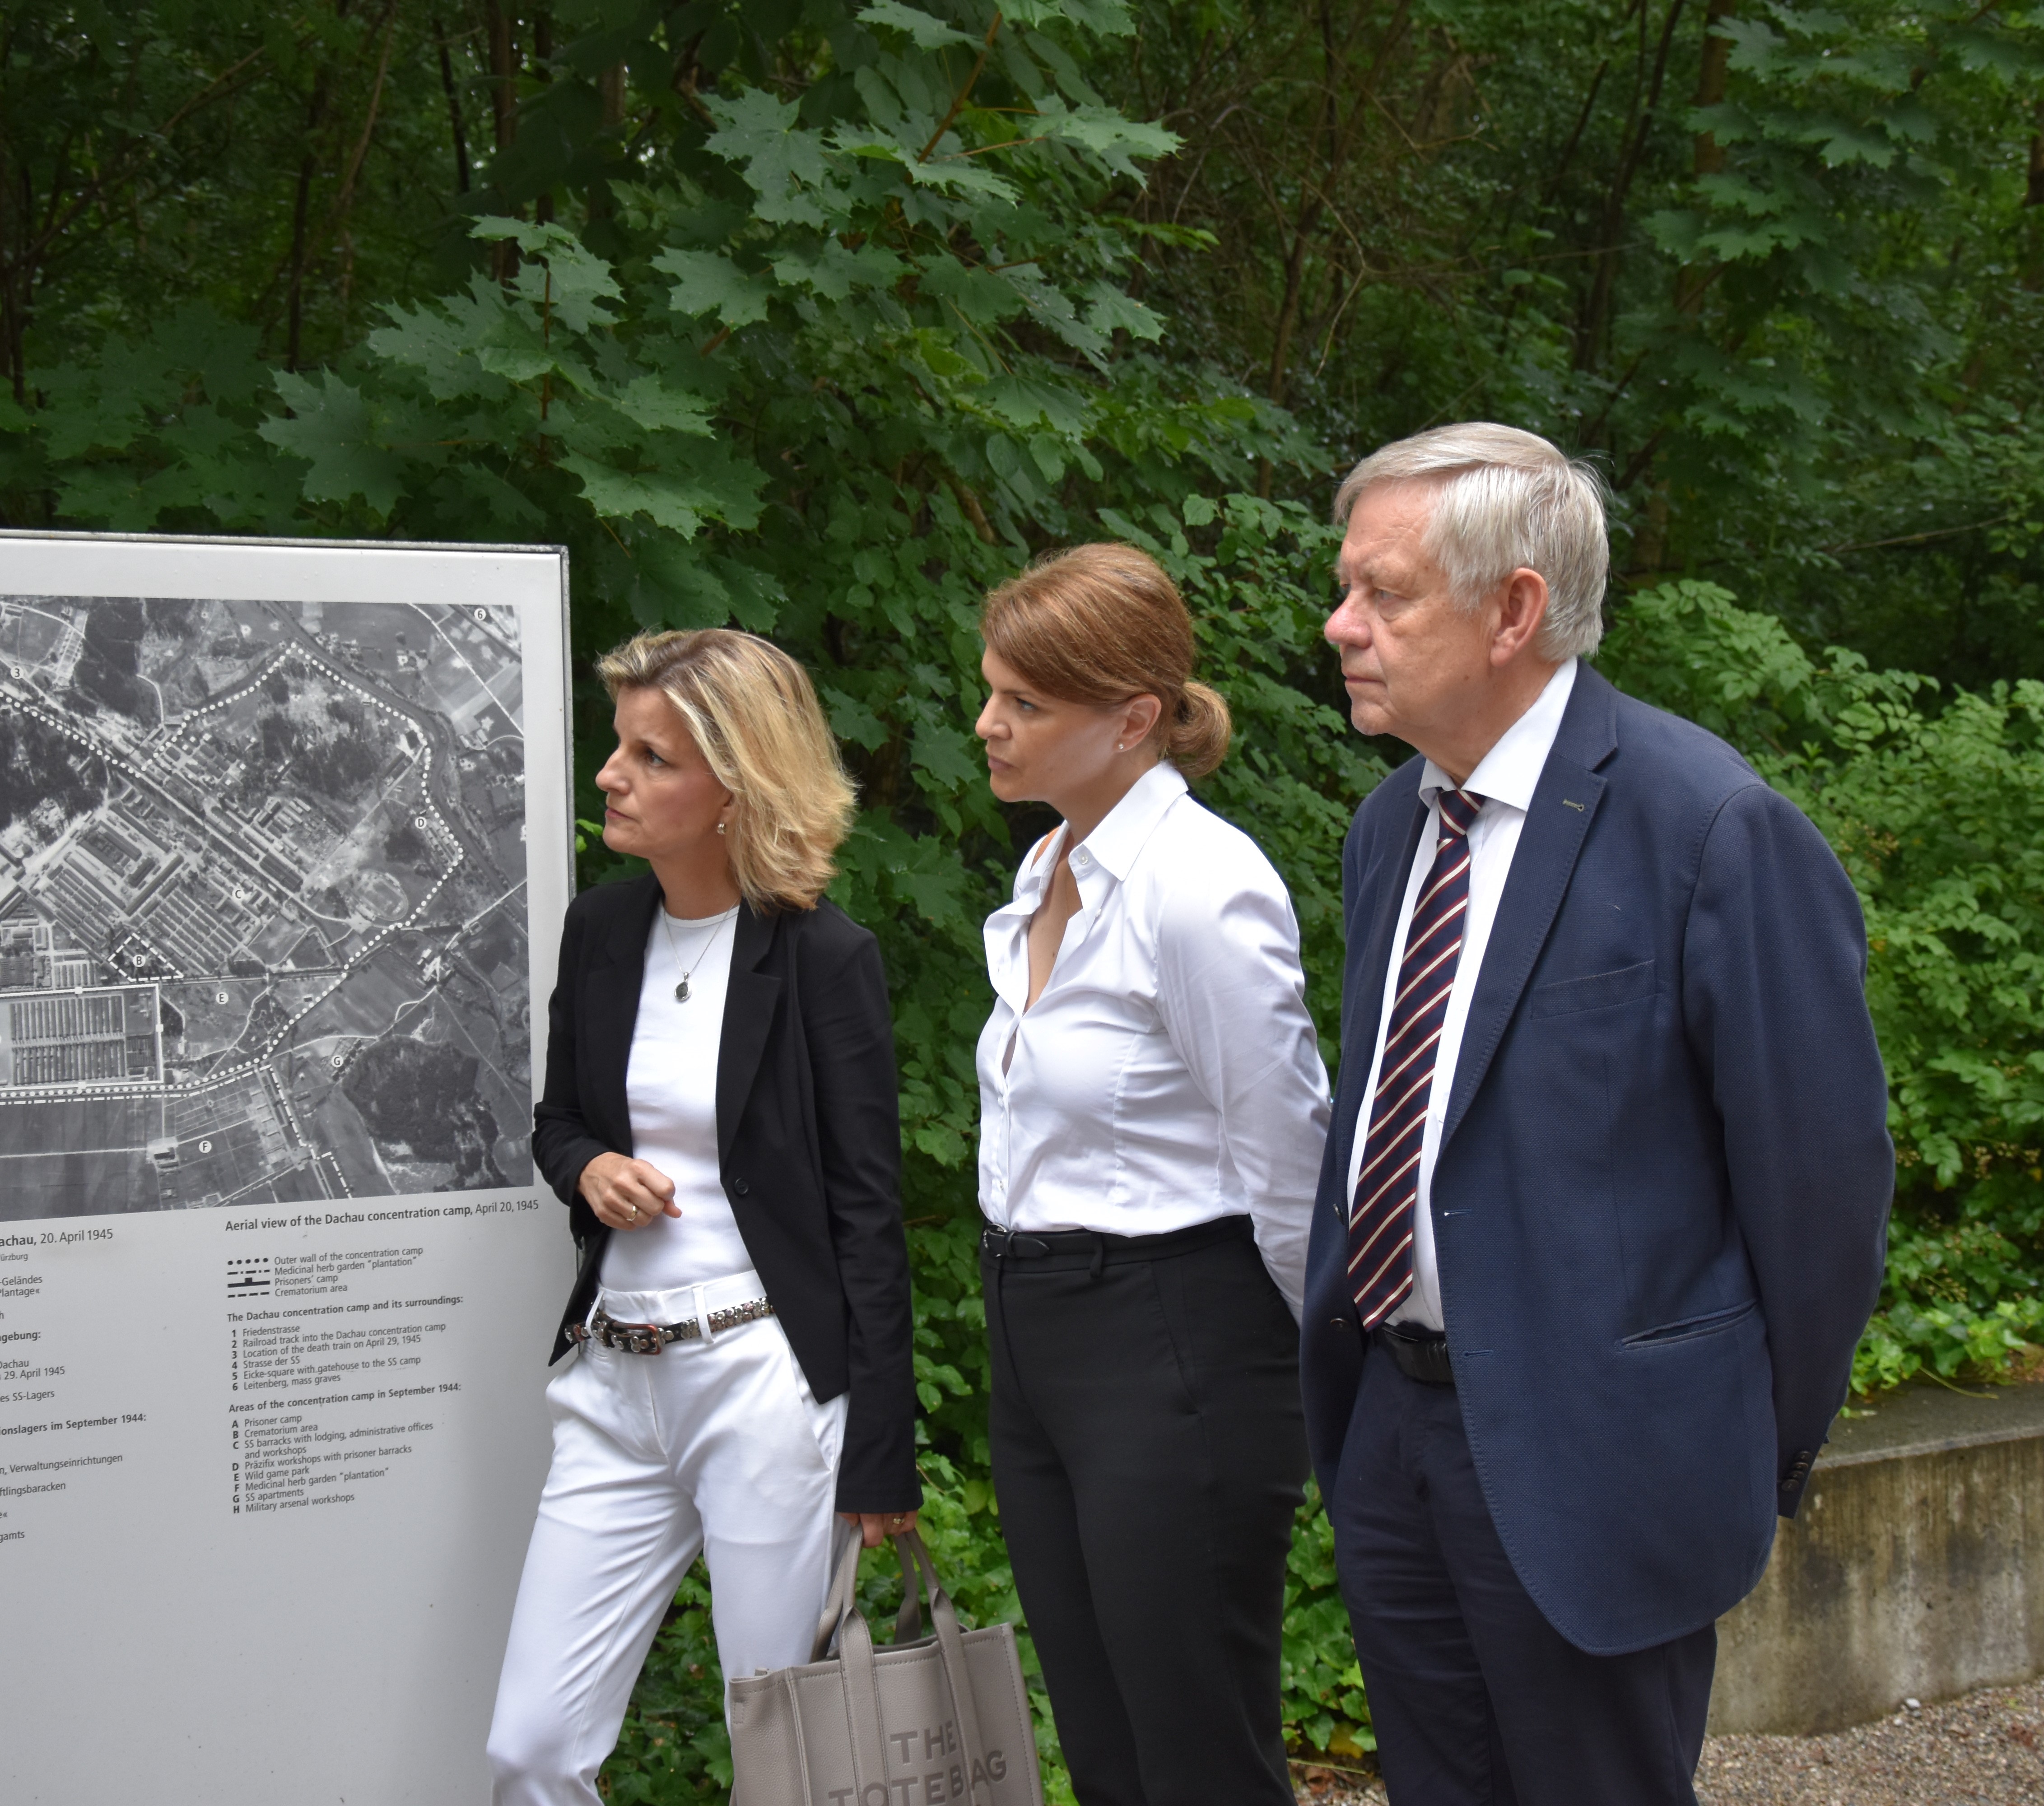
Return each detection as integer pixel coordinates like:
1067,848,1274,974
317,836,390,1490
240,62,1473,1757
716,821,726,835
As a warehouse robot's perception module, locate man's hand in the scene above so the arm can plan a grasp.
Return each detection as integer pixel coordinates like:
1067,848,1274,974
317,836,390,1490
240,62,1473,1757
578,1152,679,1231
840,1509,920,1549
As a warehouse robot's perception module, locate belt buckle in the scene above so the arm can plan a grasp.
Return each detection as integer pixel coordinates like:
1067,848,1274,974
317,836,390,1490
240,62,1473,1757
984,1227,1051,1259
595,1312,670,1356
622,1322,666,1356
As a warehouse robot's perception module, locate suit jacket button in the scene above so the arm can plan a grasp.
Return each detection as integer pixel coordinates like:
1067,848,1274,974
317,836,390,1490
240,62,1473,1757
732,1178,750,1196
1330,1318,1350,1333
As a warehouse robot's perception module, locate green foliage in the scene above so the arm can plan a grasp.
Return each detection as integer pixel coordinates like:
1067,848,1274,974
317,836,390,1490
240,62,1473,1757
0,1,484,391
1281,1482,1377,1764
1107,1,2044,690
1602,581,2044,1394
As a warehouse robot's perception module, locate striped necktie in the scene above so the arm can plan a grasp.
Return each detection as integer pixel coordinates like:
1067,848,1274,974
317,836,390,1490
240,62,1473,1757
1349,787,1485,1329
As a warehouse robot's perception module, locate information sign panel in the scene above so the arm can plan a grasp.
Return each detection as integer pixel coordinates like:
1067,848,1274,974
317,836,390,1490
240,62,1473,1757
0,532,573,1803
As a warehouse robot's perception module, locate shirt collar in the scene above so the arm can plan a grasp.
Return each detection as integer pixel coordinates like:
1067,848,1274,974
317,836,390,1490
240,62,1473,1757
1071,760,1189,881
1001,760,1190,911
1419,657,1578,815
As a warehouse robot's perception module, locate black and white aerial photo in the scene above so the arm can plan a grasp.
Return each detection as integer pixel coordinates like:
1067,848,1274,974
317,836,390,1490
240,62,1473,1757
0,593,532,1217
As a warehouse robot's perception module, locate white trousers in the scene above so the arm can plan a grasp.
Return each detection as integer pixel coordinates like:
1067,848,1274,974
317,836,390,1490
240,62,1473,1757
487,1275,850,1806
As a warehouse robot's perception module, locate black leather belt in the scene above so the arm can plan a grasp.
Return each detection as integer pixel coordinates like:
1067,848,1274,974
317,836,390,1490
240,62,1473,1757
1374,1319,1456,1387
981,1213,1251,1278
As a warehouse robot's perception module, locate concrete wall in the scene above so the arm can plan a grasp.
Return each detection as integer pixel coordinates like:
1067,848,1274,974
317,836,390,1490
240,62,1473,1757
1709,1382,2044,1736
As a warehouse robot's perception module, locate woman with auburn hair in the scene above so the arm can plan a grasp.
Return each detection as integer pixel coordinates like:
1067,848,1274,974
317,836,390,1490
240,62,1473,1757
973,543,1331,1806
487,628,918,1806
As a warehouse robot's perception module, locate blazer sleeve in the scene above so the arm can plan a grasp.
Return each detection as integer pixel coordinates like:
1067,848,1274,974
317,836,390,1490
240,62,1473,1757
531,896,613,1215
1681,783,1894,1514
803,923,920,1514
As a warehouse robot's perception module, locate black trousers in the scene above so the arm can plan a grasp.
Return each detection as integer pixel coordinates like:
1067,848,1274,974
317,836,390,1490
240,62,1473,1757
982,1216,1307,1806
1328,1344,1717,1806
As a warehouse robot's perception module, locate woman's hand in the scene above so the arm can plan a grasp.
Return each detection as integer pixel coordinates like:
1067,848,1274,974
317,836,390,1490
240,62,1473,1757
840,1509,920,1549
578,1152,679,1231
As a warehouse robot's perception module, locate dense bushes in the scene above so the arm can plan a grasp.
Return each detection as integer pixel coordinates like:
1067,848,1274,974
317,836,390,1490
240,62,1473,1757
1602,581,2044,1396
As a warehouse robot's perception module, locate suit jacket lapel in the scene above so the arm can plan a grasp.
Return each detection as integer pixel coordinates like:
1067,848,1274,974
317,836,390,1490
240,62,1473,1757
583,875,661,1150
717,903,782,1160
1331,776,1429,1200
1440,665,1620,1151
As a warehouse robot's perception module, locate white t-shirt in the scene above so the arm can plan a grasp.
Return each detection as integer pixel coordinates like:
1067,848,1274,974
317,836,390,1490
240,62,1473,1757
599,903,752,1293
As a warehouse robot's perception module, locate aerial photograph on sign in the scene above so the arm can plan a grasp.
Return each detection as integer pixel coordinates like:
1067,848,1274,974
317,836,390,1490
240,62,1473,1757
0,593,532,1219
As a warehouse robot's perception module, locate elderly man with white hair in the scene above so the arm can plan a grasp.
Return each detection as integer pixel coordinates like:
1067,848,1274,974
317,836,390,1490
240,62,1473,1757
1299,424,1893,1805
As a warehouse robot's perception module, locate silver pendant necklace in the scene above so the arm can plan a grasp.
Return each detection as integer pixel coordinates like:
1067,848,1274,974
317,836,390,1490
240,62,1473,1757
660,906,735,1002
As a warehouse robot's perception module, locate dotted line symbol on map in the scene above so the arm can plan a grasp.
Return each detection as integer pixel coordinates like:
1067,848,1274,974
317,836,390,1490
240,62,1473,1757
6,639,480,1111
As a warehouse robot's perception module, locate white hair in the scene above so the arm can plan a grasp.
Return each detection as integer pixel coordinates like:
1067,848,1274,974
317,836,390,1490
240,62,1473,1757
1333,422,1611,660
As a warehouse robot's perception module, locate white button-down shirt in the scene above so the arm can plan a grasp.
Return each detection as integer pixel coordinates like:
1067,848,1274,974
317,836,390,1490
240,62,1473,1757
1346,658,1579,1330
977,762,1331,1315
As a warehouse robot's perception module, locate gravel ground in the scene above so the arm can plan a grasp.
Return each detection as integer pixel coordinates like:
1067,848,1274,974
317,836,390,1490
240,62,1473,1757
1289,1676,2044,1805
1696,1676,2044,1806
1292,1761,1388,1804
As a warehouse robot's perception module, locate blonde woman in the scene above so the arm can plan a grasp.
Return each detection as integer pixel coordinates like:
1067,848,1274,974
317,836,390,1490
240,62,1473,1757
488,629,917,1806
973,545,1331,1806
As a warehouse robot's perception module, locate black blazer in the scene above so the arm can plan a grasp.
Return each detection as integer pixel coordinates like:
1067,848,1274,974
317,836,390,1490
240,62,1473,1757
532,874,918,1513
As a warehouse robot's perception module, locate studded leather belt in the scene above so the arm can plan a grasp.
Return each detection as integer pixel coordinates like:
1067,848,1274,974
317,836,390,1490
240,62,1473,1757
568,1297,774,1355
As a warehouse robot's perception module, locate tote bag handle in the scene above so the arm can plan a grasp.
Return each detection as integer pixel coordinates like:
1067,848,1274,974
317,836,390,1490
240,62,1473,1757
810,1529,999,1806
891,1530,995,1803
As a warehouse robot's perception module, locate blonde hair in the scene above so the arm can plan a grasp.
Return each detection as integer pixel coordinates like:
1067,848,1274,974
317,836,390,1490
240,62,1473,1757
980,543,1231,780
594,629,856,912
1333,422,1611,660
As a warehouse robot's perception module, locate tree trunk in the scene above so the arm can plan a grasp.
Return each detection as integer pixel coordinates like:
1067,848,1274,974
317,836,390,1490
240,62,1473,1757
485,2,517,154
434,15,472,194
1675,0,1737,316
2023,104,2043,291
285,73,333,372
1259,0,1389,495
533,13,554,223
1574,0,1689,372
1265,224,1319,412
1692,0,1736,177
1578,0,1689,365
484,2,519,279
1,149,27,403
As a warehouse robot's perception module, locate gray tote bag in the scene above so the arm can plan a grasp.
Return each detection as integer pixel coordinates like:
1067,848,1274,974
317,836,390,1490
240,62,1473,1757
727,1529,1043,1806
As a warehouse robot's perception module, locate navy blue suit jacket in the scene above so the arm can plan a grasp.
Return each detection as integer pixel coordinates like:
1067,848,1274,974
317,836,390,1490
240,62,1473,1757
1301,663,1893,1656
